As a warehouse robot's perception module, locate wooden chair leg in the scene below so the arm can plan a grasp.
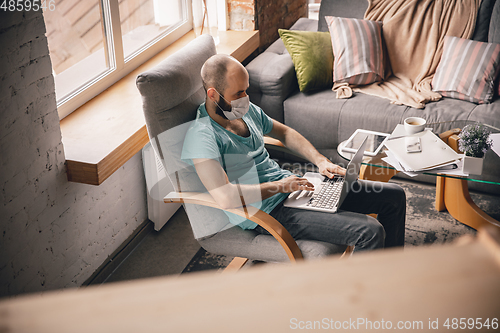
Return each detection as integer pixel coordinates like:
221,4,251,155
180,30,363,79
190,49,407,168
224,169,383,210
223,257,249,272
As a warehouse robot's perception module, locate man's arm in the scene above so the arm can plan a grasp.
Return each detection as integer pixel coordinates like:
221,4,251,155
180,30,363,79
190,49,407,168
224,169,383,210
192,158,314,210
268,119,346,178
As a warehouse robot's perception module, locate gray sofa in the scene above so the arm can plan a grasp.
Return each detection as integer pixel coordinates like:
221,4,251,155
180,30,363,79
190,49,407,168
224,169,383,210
246,0,500,195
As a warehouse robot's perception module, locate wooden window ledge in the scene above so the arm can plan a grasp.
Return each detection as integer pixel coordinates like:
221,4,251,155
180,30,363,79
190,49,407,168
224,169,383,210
61,30,260,185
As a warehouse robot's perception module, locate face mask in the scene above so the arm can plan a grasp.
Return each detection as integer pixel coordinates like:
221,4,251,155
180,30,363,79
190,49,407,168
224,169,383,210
214,90,250,120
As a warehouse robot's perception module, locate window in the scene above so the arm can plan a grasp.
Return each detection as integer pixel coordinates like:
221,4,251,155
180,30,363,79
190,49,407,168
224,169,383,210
43,0,192,119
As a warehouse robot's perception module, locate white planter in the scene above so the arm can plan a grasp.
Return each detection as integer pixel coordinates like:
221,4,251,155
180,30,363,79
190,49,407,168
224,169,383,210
462,155,484,175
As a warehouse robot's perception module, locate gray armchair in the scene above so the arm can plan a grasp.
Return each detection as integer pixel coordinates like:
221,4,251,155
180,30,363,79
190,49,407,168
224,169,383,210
136,34,350,269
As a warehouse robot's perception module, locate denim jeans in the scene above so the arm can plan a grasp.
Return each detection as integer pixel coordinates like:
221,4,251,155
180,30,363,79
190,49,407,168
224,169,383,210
255,180,406,252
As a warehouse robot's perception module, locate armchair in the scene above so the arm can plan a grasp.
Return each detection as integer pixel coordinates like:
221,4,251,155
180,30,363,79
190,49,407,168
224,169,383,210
136,35,351,270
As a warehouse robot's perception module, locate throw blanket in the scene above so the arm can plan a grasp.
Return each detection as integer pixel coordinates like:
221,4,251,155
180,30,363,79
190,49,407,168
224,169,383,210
354,0,481,108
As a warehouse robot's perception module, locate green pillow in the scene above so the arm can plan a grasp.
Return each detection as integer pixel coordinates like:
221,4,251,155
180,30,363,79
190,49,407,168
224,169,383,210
279,29,334,92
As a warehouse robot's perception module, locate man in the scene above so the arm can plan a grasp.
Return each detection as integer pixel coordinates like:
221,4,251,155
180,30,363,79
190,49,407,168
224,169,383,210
181,54,405,251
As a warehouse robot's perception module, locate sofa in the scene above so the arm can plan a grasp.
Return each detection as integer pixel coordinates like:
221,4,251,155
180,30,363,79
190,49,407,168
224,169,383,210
246,0,500,195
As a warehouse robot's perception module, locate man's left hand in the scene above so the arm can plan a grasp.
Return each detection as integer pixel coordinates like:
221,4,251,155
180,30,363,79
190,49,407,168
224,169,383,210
317,158,346,178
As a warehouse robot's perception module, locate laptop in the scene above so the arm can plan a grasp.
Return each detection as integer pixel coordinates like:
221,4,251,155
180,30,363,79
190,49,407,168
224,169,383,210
283,136,368,213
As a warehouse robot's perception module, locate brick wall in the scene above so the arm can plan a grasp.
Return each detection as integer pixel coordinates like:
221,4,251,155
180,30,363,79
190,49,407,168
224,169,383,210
228,0,255,31
254,0,308,51
227,0,308,51
0,10,147,297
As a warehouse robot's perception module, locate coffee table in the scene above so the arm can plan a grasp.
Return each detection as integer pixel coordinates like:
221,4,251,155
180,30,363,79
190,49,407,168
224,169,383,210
338,121,500,230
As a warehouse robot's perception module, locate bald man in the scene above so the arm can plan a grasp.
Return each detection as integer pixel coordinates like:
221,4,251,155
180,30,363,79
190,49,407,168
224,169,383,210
181,54,406,251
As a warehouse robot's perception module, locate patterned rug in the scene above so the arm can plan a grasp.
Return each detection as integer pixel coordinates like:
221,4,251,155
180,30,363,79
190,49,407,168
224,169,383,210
182,174,500,274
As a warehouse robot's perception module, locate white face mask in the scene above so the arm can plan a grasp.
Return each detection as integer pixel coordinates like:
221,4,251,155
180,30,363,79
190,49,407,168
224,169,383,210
214,90,250,120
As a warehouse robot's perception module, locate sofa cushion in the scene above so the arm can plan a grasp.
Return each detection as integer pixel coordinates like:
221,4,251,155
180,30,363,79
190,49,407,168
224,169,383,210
318,0,495,39
472,0,497,42
489,0,500,44
334,93,406,143
469,98,500,128
325,16,385,86
278,29,333,93
318,0,368,32
283,90,482,156
284,90,347,155
283,91,405,153
403,98,477,125
246,18,319,123
432,36,500,104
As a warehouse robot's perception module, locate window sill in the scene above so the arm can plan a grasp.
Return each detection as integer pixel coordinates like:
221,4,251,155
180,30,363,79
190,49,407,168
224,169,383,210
60,30,260,185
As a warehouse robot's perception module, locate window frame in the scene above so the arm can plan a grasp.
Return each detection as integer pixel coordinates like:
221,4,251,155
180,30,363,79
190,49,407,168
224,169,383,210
55,0,193,120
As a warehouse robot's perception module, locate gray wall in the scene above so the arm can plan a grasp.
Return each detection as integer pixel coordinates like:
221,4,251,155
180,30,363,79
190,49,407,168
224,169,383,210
0,10,147,297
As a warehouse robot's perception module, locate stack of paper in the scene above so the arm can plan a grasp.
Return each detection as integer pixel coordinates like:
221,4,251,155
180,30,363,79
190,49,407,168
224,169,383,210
383,124,464,176
491,133,500,157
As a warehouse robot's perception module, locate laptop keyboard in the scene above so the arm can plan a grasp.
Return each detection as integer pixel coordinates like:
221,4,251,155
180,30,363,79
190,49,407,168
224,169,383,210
306,175,344,210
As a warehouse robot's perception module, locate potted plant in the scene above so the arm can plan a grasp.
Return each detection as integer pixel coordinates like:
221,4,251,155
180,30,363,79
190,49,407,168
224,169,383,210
458,123,493,175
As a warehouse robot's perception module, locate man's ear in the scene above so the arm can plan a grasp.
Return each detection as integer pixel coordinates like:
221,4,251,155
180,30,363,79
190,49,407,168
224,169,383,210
206,87,218,102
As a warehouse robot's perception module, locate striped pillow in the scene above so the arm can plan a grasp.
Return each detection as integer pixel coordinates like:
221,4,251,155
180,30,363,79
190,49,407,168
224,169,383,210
432,36,500,104
325,16,384,86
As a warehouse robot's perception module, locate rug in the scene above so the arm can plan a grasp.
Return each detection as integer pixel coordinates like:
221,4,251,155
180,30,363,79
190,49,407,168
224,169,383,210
182,175,500,274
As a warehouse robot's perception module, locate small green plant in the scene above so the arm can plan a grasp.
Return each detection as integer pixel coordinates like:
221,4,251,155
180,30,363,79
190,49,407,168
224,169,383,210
458,123,493,158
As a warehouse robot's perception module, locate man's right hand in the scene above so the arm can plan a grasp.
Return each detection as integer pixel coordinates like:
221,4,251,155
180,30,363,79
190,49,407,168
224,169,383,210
275,175,315,193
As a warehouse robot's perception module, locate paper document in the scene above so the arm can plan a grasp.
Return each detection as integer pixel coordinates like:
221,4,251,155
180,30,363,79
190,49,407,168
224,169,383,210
384,125,460,172
382,150,418,177
382,151,469,177
491,133,500,157
430,158,468,176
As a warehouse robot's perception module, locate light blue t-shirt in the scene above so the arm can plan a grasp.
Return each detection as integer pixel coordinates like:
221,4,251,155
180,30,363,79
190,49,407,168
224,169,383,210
181,102,293,229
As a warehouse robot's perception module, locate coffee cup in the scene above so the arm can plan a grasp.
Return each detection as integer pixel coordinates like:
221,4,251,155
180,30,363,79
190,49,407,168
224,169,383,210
404,117,426,134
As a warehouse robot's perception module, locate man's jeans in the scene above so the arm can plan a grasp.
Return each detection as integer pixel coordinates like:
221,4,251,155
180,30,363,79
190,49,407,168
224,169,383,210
255,180,406,251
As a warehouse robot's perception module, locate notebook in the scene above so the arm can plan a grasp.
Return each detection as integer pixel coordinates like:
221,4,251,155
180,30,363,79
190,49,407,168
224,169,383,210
384,124,459,172
283,137,368,213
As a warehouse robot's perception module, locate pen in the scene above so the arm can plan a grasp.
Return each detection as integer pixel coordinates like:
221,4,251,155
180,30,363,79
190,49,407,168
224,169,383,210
387,135,411,141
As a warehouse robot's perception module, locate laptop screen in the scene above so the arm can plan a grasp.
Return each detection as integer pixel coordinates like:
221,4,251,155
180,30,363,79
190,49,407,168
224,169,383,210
338,136,368,206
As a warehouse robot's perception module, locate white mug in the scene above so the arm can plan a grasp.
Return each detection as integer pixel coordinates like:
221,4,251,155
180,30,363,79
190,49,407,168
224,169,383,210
404,117,426,134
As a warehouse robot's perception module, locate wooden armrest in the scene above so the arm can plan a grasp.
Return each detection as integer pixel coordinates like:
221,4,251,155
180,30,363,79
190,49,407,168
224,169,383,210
263,136,307,160
164,192,304,262
439,129,462,153
263,136,285,148
439,128,461,143
447,134,461,153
